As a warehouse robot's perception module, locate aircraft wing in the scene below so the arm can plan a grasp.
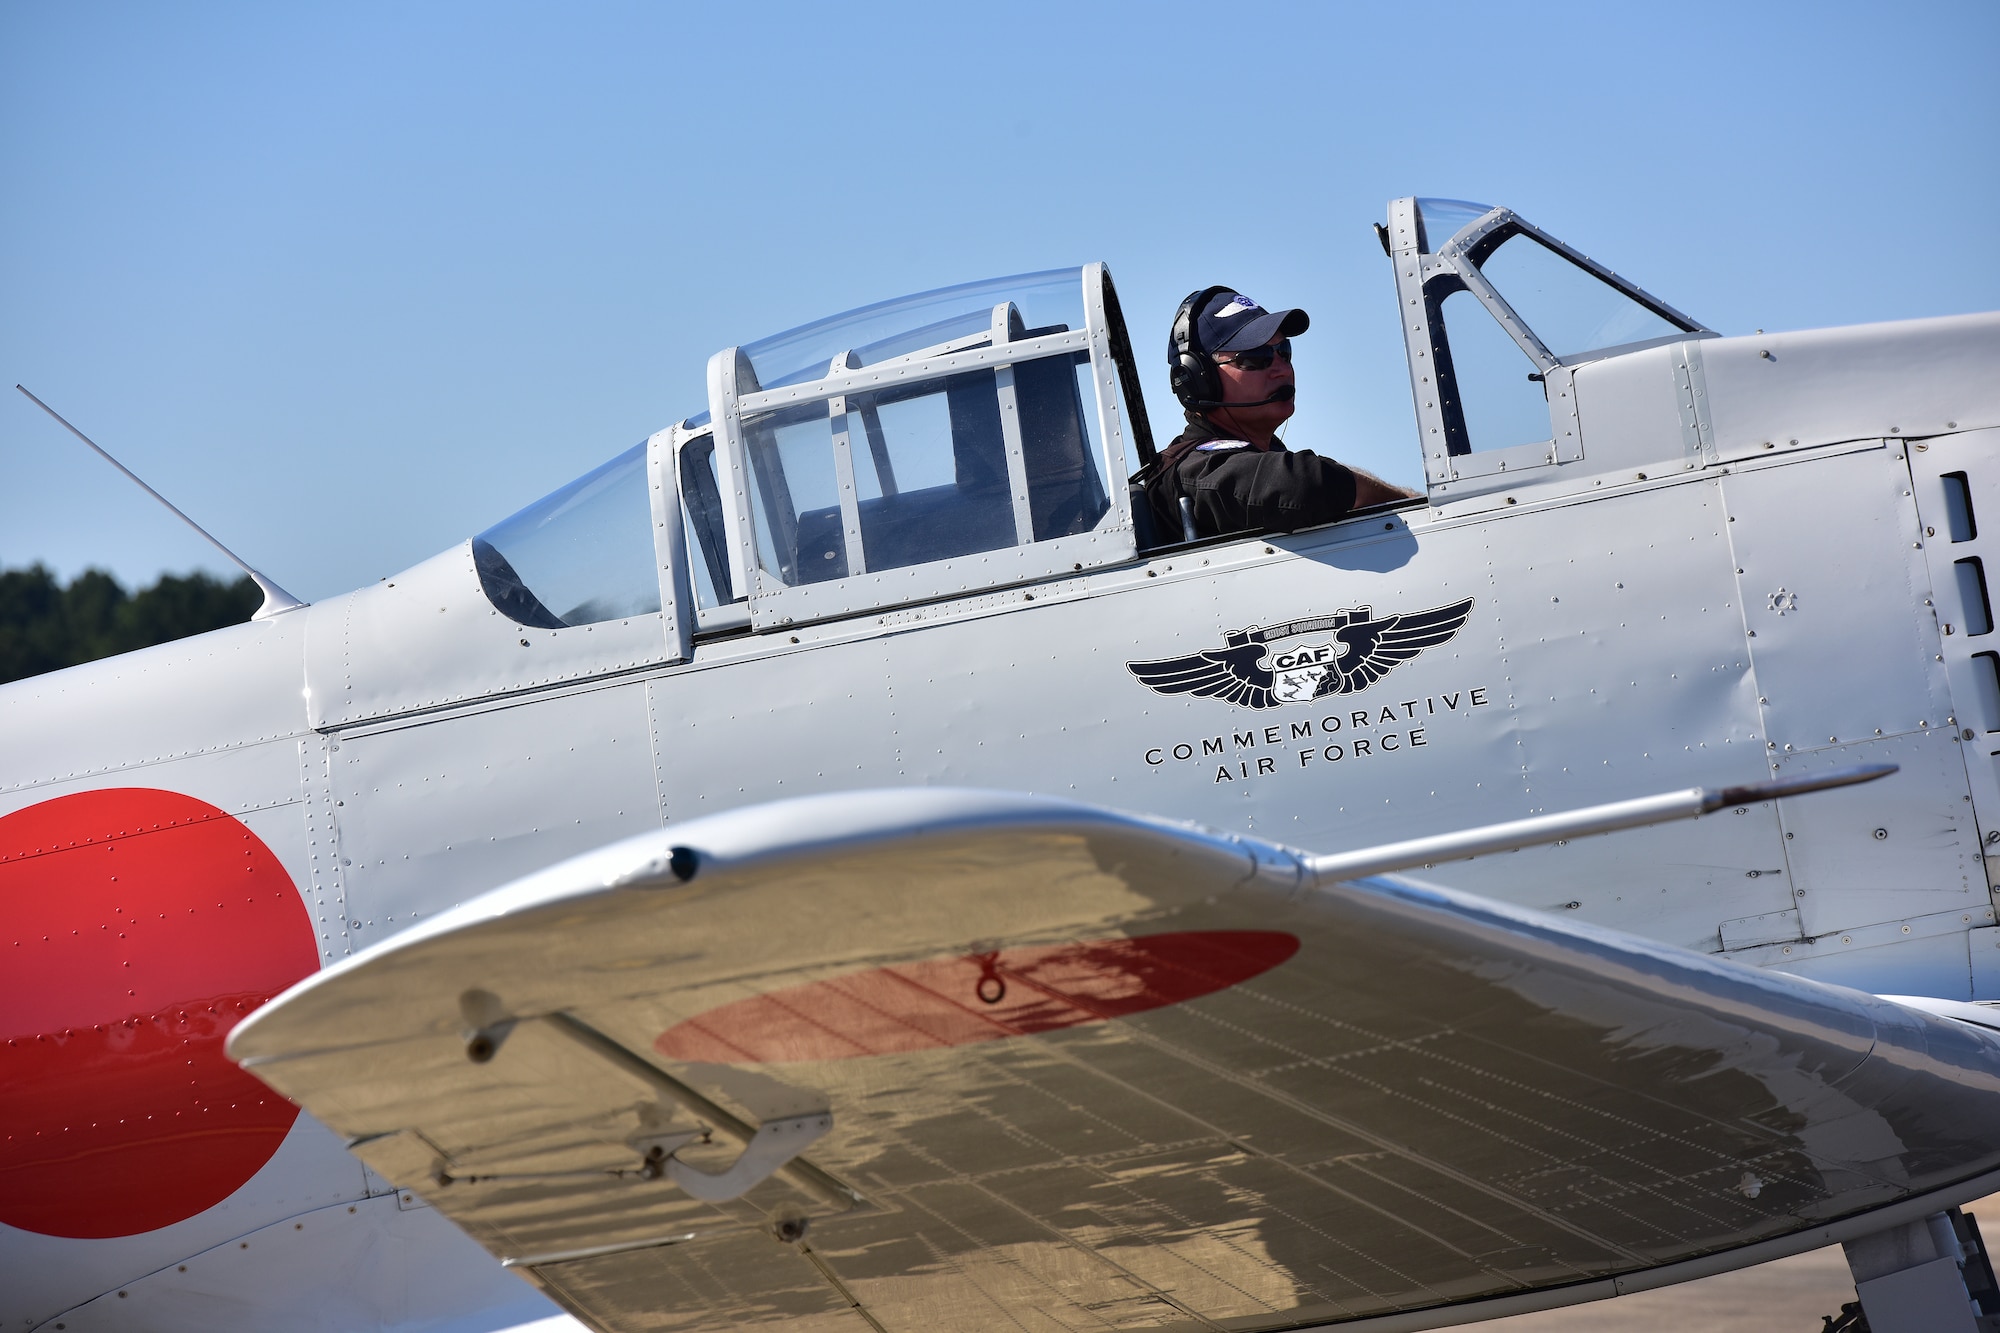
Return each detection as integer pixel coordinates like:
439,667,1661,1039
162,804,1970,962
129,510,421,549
230,788,2000,1333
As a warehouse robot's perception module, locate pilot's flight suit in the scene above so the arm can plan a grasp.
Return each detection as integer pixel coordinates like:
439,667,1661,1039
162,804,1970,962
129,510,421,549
1145,412,1358,541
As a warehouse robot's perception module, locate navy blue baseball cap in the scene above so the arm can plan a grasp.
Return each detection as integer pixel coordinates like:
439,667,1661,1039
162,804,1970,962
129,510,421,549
1197,290,1310,355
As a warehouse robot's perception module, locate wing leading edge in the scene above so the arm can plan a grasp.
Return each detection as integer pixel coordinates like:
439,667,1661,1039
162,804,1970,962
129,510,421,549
231,787,2000,1333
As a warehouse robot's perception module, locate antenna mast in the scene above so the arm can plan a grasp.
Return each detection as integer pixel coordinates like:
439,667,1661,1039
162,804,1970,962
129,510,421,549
16,385,307,620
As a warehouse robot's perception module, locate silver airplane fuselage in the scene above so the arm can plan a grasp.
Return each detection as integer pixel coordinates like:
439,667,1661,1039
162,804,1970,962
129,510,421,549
4,198,1999,1331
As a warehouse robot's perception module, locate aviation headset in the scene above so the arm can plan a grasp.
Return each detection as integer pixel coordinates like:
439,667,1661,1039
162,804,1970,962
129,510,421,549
1168,285,1297,413
1168,285,1235,411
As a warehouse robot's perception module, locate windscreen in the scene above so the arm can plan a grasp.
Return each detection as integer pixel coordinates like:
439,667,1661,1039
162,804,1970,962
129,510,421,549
1435,288,1551,453
1415,198,1494,253
474,443,661,628
1477,231,1690,358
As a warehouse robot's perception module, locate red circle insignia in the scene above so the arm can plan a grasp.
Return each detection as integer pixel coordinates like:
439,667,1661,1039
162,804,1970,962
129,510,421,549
0,788,319,1238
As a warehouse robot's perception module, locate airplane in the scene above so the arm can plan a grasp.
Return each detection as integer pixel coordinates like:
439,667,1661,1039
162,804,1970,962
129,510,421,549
4,194,1999,1333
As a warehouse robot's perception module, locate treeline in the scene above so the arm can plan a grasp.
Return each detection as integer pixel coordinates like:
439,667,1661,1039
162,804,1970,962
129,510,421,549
0,564,260,685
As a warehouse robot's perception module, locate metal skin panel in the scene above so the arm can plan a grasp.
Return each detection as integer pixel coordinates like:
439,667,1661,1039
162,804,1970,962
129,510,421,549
649,635,909,823
1910,427,2000,871
3,1116,377,1330
750,526,1135,630
41,1190,559,1333
1722,899,1996,990
656,482,1790,956
0,732,301,825
1855,1257,1983,1333
0,738,364,973
1771,914,1980,1002
1561,318,2000,500
1699,312,2000,458
1722,444,1956,752
228,790,2000,1333
1569,342,1709,482
1430,481,1800,943
305,542,673,729
328,682,660,957
296,734,356,967
1972,925,2000,998
1770,733,1985,939
0,609,308,797
1672,340,1719,467
1716,447,1988,950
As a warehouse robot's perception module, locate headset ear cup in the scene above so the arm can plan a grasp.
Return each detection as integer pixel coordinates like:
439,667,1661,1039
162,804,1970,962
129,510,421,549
1168,286,1228,409
1172,351,1216,408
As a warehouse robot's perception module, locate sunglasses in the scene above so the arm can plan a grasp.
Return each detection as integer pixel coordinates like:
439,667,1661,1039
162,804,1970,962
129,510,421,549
1217,338,1292,372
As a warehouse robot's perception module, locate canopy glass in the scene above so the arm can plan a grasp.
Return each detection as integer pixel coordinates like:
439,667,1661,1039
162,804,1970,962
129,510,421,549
738,268,1088,390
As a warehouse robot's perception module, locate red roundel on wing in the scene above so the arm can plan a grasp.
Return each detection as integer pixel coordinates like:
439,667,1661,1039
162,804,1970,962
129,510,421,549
655,930,1299,1064
0,788,319,1238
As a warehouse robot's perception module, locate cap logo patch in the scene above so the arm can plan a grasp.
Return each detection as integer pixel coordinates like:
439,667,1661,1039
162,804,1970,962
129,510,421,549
1218,294,1259,316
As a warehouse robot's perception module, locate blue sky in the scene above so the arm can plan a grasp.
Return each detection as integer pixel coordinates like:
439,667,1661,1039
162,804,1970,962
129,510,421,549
4,2,1996,600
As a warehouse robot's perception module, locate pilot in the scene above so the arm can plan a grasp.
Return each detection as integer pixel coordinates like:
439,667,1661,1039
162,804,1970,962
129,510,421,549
1147,287,1415,540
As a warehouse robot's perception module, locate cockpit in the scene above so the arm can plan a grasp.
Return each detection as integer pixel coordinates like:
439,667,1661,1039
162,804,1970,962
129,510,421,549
467,200,1706,643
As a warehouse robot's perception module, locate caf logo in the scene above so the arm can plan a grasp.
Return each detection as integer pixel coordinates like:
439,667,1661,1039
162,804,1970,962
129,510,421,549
1126,598,1474,711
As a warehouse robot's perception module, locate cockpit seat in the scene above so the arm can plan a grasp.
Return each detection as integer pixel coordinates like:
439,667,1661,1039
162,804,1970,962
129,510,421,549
793,482,1018,583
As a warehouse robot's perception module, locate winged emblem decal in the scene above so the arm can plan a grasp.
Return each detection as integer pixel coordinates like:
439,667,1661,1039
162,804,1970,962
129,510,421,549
1125,597,1476,710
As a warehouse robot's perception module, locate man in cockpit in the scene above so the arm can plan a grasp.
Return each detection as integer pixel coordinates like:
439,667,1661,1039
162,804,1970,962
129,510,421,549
1146,287,1415,541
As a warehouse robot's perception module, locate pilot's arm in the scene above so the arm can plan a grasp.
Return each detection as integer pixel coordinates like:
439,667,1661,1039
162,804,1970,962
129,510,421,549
1351,467,1419,509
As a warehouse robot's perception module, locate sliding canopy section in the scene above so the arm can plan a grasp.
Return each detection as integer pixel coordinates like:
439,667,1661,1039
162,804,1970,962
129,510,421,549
705,264,1148,630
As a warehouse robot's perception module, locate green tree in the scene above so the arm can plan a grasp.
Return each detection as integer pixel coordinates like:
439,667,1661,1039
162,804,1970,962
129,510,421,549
0,564,261,685
0,566,69,682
